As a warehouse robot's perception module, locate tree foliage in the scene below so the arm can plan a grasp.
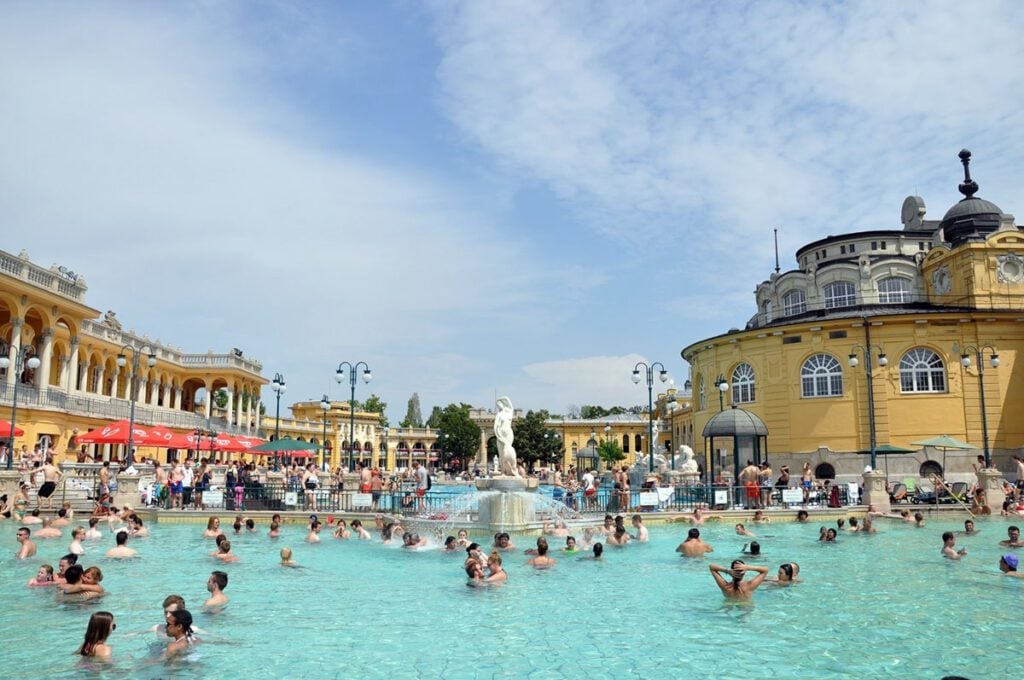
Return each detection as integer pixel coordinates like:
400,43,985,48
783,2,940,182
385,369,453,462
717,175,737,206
361,394,388,426
512,410,563,469
578,404,646,419
597,439,626,468
433,403,481,470
425,405,443,429
400,393,423,428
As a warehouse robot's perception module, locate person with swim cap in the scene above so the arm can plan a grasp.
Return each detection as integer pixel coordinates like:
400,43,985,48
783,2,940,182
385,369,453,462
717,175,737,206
998,553,1023,578
709,559,769,600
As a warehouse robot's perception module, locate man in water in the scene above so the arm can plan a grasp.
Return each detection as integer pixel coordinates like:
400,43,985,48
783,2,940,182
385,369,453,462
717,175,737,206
34,516,62,539
306,520,322,543
37,457,63,511
493,532,515,551
709,560,769,600
631,515,649,542
676,528,714,557
941,531,967,560
999,526,1023,547
998,553,1023,578
527,537,557,568
16,526,36,559
796,510,809,523
204,571,229,610
106,530,138,558
961,519,979,535
214,539,239,562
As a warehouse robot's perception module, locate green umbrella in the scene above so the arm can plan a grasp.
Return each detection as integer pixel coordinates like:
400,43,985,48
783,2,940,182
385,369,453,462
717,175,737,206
249,438,320,452
862,443,918,475
912,434,975,477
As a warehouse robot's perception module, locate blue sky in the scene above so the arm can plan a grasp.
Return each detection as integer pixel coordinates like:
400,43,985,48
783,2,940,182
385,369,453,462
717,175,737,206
2,1,1023,422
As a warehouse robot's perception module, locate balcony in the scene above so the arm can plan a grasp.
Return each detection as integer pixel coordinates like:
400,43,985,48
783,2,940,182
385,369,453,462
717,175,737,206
0,381,249,435
0,249,88,301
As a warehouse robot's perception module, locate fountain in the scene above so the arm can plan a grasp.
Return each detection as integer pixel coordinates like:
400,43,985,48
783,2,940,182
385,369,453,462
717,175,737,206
406,396,587,534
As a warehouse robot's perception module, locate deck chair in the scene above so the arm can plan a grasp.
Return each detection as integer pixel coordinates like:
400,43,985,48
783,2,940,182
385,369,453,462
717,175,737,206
903,478,920,501
889,483,907,504
949,482,969,503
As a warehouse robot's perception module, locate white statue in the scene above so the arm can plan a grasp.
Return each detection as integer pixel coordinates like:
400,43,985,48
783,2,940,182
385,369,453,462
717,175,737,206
678,445,699,474
494,396,520,477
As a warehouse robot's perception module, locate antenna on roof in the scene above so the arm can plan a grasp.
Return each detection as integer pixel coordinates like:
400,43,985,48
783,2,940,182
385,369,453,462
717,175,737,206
773,228,781,274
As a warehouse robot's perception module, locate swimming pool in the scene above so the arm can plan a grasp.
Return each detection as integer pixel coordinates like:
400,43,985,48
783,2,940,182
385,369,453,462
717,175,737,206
1,515,1021,678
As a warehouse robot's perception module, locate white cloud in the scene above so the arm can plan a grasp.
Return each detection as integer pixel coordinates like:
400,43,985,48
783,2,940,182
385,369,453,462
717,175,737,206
515,353,676,413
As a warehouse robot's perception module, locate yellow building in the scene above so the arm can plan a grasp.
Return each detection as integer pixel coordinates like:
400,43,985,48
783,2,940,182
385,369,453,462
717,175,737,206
679,150,1024,482
1,248,267,462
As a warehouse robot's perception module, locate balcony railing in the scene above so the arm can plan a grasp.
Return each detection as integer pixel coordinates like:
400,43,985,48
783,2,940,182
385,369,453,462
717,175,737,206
0,382,250,435
0,248,88,301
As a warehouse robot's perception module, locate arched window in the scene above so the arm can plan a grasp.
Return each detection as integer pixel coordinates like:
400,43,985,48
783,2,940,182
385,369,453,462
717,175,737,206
801,354,843,398
783,290,807,316
622,434,629,453
823,281,857,309
878,277,912,304
920,460,943,478
698,376,706,411
731,363,755,403
899,348,946,393
815,463,836,479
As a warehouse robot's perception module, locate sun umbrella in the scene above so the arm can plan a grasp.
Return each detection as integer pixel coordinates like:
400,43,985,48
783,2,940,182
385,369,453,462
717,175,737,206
75,419,154,445
861,443,918,475
0,418,25,438
248,438,320,452
228,435,265,453
146,425,193,449
912,434,975,477
185,432,235,452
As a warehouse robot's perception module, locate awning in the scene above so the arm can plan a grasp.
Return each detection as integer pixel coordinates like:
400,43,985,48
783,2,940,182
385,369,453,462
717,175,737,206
75,419,154,445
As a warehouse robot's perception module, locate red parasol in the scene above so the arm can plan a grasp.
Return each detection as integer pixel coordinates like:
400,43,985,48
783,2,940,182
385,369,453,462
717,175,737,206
75,419,154,445
0,419,25,438
227,435,265,452
146,425,193,449
185,432,235,451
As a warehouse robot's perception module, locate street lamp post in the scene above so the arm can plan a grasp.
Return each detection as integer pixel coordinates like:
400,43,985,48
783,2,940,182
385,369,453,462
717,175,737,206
957,343,999,467
320,394,330,471
116,344,156,467
847,342,888,472
714,374,728,411
270,373,286,471
335,361,372,472
632,361,669,473
0,342,41,470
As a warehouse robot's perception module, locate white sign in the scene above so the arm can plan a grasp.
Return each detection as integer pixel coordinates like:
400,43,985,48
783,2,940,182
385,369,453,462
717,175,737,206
638,492,659,506
285,491,298,507
782,489,804,504
352,493,373,508
203,491,224,506
714,490,729,505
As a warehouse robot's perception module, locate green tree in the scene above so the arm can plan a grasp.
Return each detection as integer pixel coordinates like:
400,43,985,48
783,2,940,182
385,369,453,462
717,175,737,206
597,439,625,469
434,403,481,470
361,394,388,426
425,405,443,429
214,389,228,409
512,410,563,469
400,392,423,428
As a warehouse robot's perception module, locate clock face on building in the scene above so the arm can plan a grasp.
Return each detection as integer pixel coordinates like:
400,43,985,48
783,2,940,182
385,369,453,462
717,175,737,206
931,265,951,296
998,253,1024,283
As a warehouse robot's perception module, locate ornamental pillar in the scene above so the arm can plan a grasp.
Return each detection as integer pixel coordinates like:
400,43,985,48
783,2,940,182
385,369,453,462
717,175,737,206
37,328,54,388
5,318,22,385
67,337,80,392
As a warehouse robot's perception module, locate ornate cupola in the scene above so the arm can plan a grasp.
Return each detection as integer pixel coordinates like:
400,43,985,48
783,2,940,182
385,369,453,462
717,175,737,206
940,149,1003,247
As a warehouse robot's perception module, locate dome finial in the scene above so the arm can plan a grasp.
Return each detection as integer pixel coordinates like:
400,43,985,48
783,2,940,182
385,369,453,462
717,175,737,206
958,148,978,199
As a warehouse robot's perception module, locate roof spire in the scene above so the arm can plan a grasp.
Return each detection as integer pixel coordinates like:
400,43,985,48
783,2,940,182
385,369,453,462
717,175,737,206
958,148,978,199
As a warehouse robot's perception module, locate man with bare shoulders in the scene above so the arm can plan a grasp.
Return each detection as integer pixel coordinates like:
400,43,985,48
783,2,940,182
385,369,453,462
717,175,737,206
34,516,62,539
677,528,713,557
16,527,37,559
37,458,63,510
153,461,168,508
1000,526,1023,547
941,531,967,560
709,560,769,600
168,461,184,510
204,571,229,610
999,553,1023,578
106,530,138,558
98,460,111,499
358,462,372,494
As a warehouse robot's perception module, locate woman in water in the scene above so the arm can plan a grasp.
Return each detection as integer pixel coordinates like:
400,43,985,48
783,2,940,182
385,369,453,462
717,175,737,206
165,609,196,656
27,563,56,587
485,551,507,583
773,562,801,585
203,516,221,538
334,519,351,540
77,611,115,659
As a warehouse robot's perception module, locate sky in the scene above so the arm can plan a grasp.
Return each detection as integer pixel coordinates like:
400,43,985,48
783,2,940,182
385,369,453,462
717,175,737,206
2,1,1024,423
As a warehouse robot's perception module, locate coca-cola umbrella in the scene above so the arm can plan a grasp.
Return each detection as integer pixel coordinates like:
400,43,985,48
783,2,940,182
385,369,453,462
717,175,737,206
75,419,154,445
228,435,265,453
0,418,25,438
146,425,194,449
186,432,235,452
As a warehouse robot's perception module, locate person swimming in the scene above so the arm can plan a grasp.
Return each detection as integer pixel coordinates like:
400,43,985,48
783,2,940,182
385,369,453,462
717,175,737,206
709,559,769,600
280,547,301,568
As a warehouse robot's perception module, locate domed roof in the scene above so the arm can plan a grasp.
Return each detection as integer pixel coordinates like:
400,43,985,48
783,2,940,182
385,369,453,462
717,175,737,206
940,149,1003,246
702,406,768,437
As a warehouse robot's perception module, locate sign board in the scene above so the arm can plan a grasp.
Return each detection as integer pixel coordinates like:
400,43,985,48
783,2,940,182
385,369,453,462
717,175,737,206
352,493,373,508
285,491,298,507
782,489,804,504
203,491,224,506
638,492,659,506
713,490,729,505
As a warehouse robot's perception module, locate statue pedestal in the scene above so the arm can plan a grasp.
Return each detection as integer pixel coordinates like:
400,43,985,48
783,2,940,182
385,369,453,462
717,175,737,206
475,476,536,531
0,470,23,499
862,470,890,514
113,474,141,509
976,468,1005,512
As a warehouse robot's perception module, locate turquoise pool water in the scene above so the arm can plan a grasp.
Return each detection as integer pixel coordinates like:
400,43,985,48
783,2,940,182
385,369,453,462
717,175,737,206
2,515,1022,678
